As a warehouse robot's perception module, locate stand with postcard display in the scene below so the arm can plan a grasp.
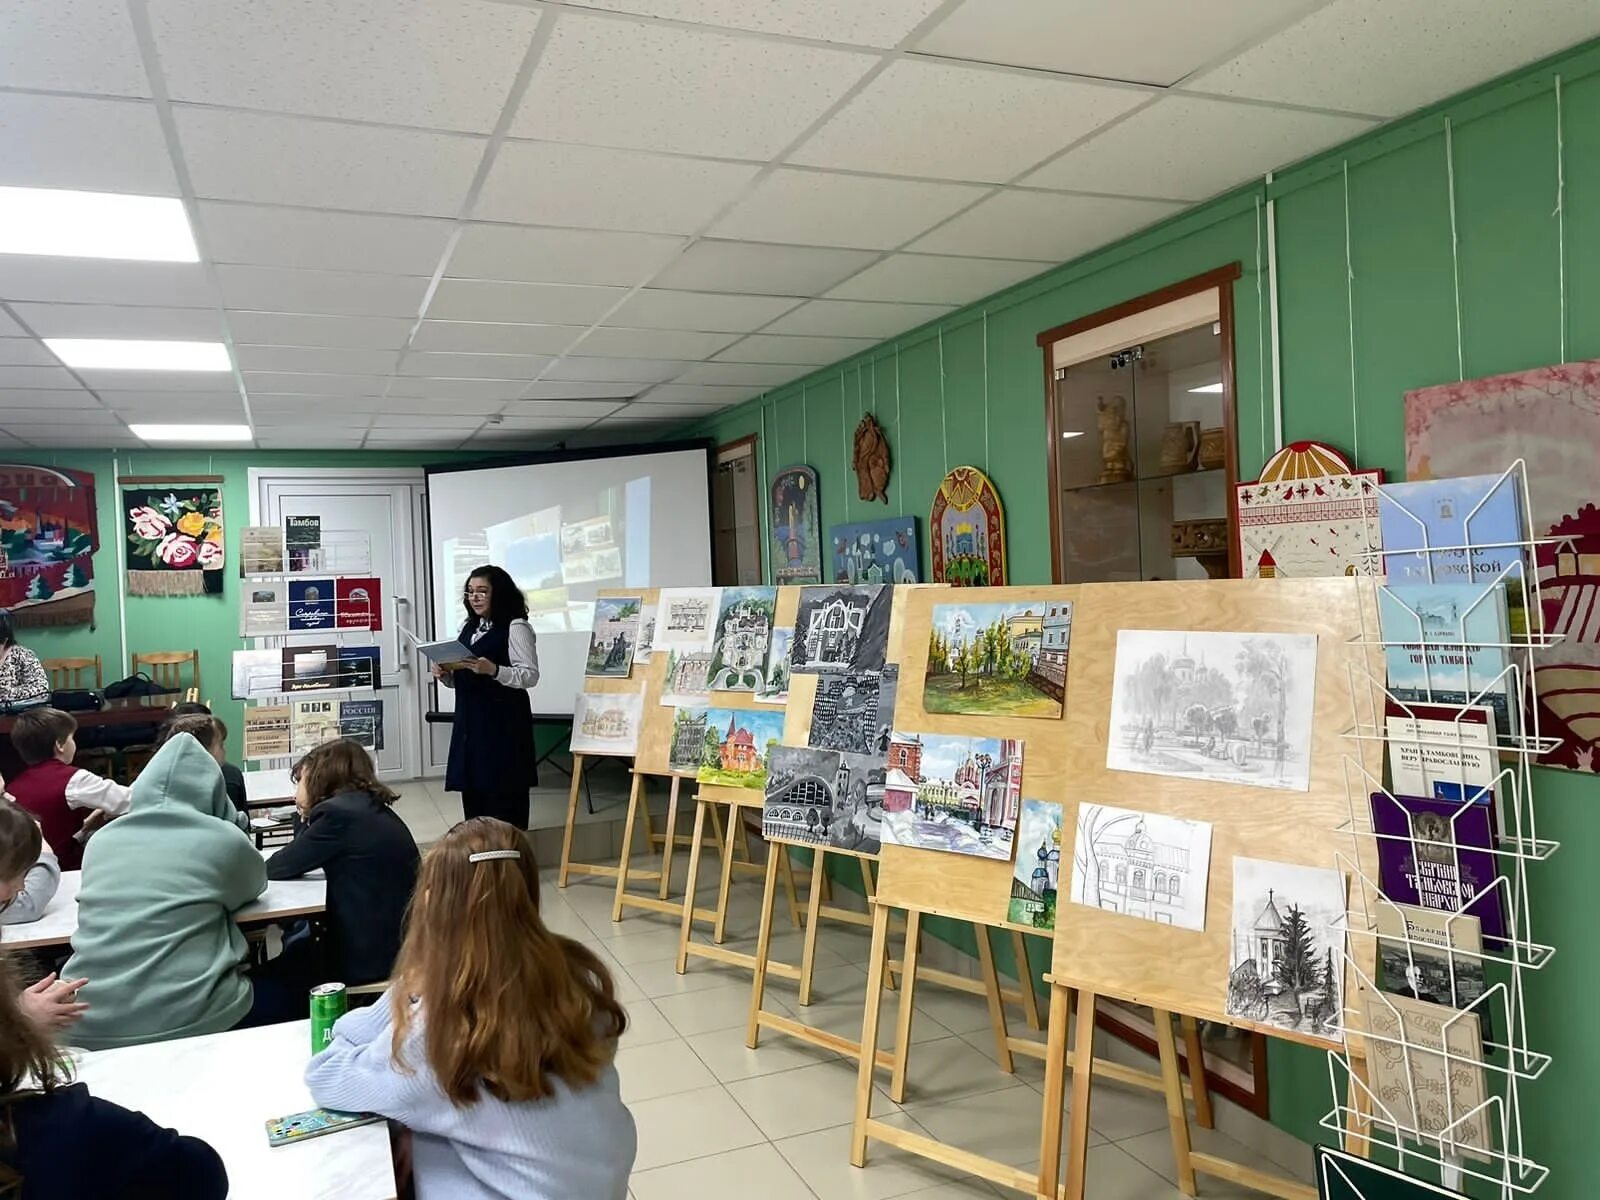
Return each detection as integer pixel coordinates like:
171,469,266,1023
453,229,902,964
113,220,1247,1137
1324,461,1560,1199
846,584,1215,1195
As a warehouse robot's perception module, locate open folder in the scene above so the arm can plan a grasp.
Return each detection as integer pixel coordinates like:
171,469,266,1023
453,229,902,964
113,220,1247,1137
398,626,476,671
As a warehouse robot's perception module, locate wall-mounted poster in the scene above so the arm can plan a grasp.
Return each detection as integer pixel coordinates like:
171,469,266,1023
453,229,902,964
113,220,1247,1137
925,600,1067,719
771,465,822,585
122,483,224,596
1405,358,1600,774
829,517,919,585
929,466,1005,587
1105,629,1319,793
0,465,98,628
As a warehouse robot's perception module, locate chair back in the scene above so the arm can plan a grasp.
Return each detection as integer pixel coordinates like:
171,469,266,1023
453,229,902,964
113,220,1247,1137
44,656,103,691
130,650,201,696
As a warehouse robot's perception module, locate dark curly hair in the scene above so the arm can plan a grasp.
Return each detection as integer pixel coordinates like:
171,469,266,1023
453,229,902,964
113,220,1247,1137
459,565,528,632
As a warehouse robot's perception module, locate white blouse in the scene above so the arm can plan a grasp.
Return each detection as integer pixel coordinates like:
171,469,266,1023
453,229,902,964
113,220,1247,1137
468,617,540,691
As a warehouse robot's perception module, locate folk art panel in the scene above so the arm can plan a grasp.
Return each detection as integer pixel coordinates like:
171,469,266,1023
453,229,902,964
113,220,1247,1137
122,483,225,597
929,466,1006,587
1234,441,1385,580
771,466,822,585
0,464,98,628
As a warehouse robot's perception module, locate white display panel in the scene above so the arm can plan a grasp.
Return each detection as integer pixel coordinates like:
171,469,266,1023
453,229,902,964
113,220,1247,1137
425,446,713,716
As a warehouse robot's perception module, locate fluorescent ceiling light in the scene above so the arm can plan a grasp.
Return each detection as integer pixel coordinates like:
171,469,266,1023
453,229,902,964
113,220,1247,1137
46,339,231,371
1187,382,1224,394
0,187,198,262
129,423,253,443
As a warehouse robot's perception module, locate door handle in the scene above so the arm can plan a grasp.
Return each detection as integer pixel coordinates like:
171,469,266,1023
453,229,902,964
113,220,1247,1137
393,595,412,671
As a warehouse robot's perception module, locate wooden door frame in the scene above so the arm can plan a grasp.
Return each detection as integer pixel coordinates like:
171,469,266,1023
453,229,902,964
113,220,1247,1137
713,434,761,587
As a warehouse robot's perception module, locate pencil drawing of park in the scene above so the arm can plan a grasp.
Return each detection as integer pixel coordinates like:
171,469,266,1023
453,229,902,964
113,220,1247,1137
1106,630,1319,792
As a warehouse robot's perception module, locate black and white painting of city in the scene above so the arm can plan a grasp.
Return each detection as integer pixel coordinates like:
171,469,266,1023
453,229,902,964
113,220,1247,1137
1226,856,1347,1046
763,745,883,855
808,665,898,757
667,706,709,775
708,586,777,691
790,584,890,675
1106,630,1319,792
1068,802,1213,932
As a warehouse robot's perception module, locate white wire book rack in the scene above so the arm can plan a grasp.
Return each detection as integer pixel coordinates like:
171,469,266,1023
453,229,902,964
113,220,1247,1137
1324,461,1560,1197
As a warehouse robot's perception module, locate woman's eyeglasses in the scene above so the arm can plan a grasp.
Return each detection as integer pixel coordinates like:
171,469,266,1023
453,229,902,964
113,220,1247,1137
464,587,492,598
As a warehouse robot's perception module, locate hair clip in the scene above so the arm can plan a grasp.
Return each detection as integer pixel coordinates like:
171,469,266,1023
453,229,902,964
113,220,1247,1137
467,849,521,863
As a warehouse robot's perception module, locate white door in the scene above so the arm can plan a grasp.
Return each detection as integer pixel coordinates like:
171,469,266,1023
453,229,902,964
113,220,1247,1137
250,468,428,780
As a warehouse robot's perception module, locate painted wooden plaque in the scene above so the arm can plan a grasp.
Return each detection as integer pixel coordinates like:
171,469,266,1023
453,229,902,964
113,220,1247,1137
929,465,1006,587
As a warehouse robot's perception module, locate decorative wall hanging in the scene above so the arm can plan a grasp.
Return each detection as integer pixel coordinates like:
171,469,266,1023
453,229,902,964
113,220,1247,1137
829,516,918,585
770,465,822,585
121,480,224,597
852,412,891,504
1405,358,1600,774
929,465,1006,587
0,464,98,628
1234,441,1384,580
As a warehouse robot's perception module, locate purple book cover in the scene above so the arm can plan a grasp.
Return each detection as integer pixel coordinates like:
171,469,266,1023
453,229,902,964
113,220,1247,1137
1369,791,1506,946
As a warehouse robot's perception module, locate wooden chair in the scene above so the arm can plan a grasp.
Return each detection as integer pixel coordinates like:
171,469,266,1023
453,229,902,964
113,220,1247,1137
130,650,201,697
43,656,103,691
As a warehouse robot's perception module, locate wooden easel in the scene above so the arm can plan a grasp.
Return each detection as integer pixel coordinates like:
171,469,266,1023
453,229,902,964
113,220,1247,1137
556,752,664,888
611,770,731,921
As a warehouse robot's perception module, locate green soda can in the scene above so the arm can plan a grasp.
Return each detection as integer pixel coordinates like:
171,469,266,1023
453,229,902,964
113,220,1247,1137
309,982,348,1053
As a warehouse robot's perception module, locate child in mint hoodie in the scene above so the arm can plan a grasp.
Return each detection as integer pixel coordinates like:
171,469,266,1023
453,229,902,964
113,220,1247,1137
66,733,268,1050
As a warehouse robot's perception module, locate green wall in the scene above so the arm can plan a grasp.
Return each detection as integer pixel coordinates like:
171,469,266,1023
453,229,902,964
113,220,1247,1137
688,40,1600,1187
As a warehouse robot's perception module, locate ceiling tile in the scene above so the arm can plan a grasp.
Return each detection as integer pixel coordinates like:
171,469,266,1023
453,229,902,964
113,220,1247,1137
606,290,802,333
0,0,149,96
0,259,217,308
426,279,626,325
635,384,756,406
11,303,225,340
710,169,987,249
826,253,1046,303
574,327,739,359
0,94,178,194
517,383,643,401
386,376,537,400
484,414,599,430
369,395,506,416
199,203,455,275
105,400,248,422
227,312,415,351
409,321,583,355
791,60,1147,183
498,399,629,417
397,352,549,380
0,365,82,389
594,410,686,427
668,361,810,387
78,369,241,392
914,0,1320,88
558,0,945,47
761,298,953,338
10,430,142,447
242,372,389,395
0,388,102,408
449,226,686,286
98,389,244,408
0,407,124,426
150,0,540,132
907,189,1183,260
0,313,21,337
541,357,689,383
176,107,485,217
649,240,878,295
370,413,487,431
608,400,726,418
257,434,371,448
1024,94,1376,201
513,13,874,159
1186,0,1600,117
713,333,878,364
475,141,760,234
214,265,429,318
0,341,57,367
363,430,467,446
235,346,398,375
251,396,383,419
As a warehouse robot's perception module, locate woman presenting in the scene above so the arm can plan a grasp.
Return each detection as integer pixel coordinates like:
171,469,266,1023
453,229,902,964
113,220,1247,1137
432,566,539,829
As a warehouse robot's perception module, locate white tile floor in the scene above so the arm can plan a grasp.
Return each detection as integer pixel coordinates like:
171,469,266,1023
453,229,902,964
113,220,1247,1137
388,782,1316,1199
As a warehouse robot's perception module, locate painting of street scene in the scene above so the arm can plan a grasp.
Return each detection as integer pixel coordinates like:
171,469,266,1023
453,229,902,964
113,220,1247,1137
924,601,1069,719
694,706,786,790
708,586,777,691
1106,630,1319,792
1227,856,1347,1046
880,731,1024,861
584,595,642,677
764,746,884,855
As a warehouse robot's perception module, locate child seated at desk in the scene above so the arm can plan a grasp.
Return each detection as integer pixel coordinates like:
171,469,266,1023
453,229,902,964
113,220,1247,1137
155,711,250,833
65,734,270,1050
262,738,418,990
0,953,227,1198
306,818,636,1200
7,708,131,872
0,797,88,1035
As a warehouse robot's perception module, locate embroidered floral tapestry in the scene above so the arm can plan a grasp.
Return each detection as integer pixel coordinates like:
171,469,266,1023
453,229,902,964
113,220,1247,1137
123,485,225,597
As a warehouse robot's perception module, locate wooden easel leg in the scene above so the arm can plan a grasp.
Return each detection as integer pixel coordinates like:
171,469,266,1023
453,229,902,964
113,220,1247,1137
859,859,898,991
735,809,754,861
850,900,892,1167
888,908,921,1104
1035,983,1070,1200
1179,1015,1214,1129
675,798,709,974
778,842,803,929
712,802,738,944
975,926,1015,1074
708,802,727,856
745,843,783,1048
1062,989,1097,1200
798,849,826,1007
556,754,586,888
658,776,681,902
1010,930,1042,1031
610,772,645,922
1154,1007,1198,1197
638,774,659,851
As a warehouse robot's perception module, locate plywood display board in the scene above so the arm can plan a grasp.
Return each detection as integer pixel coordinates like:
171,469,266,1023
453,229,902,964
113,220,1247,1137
873,584,1081,926
1047,577,1380,1049
581,587,666,763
